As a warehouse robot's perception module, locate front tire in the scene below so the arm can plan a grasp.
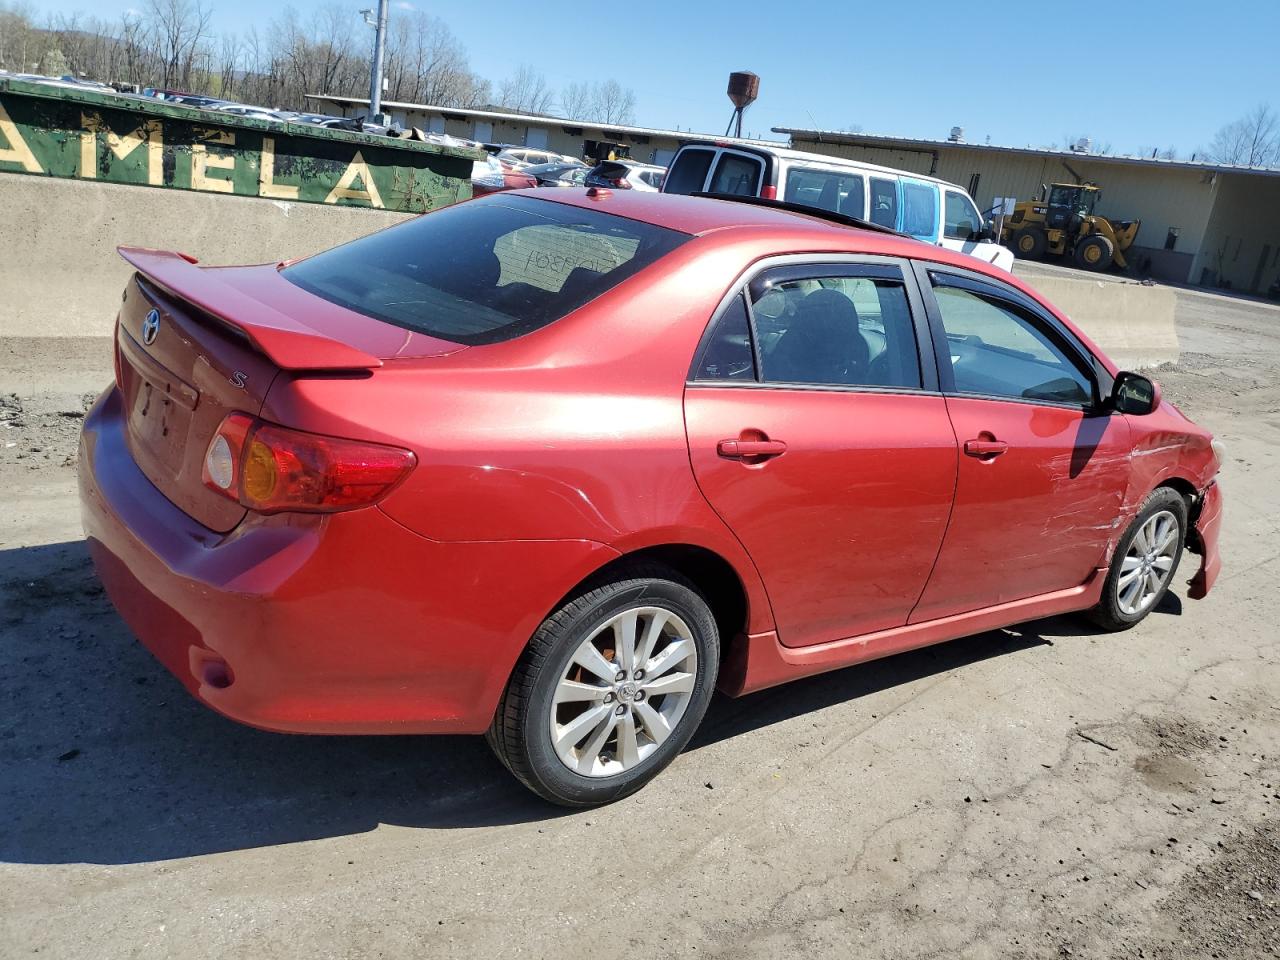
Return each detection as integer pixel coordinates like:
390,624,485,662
1074,234,1116,270
1089,488,1187,631
487,564,720,806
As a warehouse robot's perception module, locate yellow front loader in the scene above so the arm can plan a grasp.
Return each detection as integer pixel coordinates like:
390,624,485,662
1001,183,1141,271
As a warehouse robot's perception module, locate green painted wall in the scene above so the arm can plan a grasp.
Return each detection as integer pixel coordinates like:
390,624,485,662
0,77,476,212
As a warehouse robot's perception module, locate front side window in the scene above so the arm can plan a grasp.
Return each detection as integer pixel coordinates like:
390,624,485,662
943,190,983,240
783,168,866,218
748,272,922,388
284,195,688,345
869,178,898,228
662,148,715,194
708,152,763,196
931,280,1094,405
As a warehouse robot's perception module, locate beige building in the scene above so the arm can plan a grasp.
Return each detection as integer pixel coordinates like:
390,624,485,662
777,128,1280,292
304,94,1280,294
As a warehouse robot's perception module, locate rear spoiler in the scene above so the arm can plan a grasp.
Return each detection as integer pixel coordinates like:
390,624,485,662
117,246,382,371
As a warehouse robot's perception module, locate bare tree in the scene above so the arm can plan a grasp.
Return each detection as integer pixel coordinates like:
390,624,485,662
1205,104,1280,167
591,78,635,124
147,0,211,88
215,31,241,97
559,81,593,119
496,63,553,114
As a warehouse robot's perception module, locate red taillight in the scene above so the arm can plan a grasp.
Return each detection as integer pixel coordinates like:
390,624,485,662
610,177,632,189
203,414,416,514
760,184,778,200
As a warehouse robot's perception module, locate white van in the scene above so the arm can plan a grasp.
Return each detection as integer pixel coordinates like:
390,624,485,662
662,142,1014,272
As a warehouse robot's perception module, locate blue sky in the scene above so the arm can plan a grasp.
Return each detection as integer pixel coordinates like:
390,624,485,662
33,0,1280,156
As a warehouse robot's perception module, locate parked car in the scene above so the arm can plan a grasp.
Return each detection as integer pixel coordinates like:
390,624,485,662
585,159,666,191
6,72,114,92
80,190,1223,807
497,146,579,169
211,103,291,122
148,91,228,108
663,141,1014,272
471,154,538,195
525,162,589,188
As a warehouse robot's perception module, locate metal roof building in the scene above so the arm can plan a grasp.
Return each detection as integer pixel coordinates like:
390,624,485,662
305,94,763,169
776,128,1280,292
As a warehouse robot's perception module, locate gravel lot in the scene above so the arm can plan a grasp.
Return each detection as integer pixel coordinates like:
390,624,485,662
2,280,1279,959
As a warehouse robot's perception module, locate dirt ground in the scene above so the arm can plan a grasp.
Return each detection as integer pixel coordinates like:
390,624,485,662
2,281,1279,959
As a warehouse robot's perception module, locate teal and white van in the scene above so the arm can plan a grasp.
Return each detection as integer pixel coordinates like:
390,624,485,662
662,141,1014,272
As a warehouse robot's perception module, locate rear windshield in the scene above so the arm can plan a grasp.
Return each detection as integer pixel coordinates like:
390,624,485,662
283,195,689,345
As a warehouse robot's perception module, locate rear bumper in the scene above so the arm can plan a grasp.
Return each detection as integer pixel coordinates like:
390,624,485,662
79,388,617,734
1187,479,1223,600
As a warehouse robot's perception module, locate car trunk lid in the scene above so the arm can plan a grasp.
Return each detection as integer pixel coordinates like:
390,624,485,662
114,247,463,533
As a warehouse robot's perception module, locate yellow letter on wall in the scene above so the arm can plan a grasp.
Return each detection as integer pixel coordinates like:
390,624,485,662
192,129,236,193
0,101,42,173
258,136,299,200
324,151,384,208
80,112,163,185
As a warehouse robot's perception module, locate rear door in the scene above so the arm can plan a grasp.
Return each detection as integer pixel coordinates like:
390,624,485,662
684,259,958,648
909,265,1132,622
661,146,767,197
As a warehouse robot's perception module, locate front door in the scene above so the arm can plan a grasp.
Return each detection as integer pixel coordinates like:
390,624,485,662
910,268,1133,622
684,261,958,648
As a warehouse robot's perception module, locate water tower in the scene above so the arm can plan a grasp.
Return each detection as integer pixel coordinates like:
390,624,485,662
725,72,759,138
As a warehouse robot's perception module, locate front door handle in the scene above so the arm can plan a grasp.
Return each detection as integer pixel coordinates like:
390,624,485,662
963,438,1009,458
717,438,787,460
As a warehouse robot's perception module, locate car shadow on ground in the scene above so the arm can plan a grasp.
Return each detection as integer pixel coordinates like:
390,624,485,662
0,539,1180,865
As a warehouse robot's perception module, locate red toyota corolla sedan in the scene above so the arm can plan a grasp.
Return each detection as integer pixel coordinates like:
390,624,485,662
79,189,1223,806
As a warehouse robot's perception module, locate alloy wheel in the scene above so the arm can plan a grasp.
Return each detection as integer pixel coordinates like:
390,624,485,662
549,606,699,778
1117,509,1179,615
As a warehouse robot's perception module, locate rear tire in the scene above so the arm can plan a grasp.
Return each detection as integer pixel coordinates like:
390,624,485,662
1088,488,1187,632
487,564,720,807
1074,234,1116,271
1012,227,1047,259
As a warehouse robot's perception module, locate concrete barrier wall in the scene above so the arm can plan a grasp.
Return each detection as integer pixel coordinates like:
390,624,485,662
2,171,1182,371
1013,265,1180,369
1,173,412,338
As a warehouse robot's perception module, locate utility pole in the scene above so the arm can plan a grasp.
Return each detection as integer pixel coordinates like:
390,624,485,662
361,0,389,125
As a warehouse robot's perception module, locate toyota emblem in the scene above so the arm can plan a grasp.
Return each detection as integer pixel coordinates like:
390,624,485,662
142,309,160,346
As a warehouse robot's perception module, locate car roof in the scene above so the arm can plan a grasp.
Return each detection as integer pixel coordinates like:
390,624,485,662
677,140,968,192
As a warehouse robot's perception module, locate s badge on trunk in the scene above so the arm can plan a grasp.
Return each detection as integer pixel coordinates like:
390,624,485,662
142,309,160,345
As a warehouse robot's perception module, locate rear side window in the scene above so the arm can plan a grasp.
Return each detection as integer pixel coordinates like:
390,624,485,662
901,181,939,240
783,169,866,218
693,294,756,381
663,148,715,194
708,152,763,195
869,178,898,228
749,272,922,389
283,196,688,345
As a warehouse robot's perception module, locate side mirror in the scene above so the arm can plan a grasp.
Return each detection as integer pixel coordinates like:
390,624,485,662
1110,371,1161,415
975,221,996,242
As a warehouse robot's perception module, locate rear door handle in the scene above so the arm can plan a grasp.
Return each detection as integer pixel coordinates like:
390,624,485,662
717,439,787,460
963,438,1009,458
